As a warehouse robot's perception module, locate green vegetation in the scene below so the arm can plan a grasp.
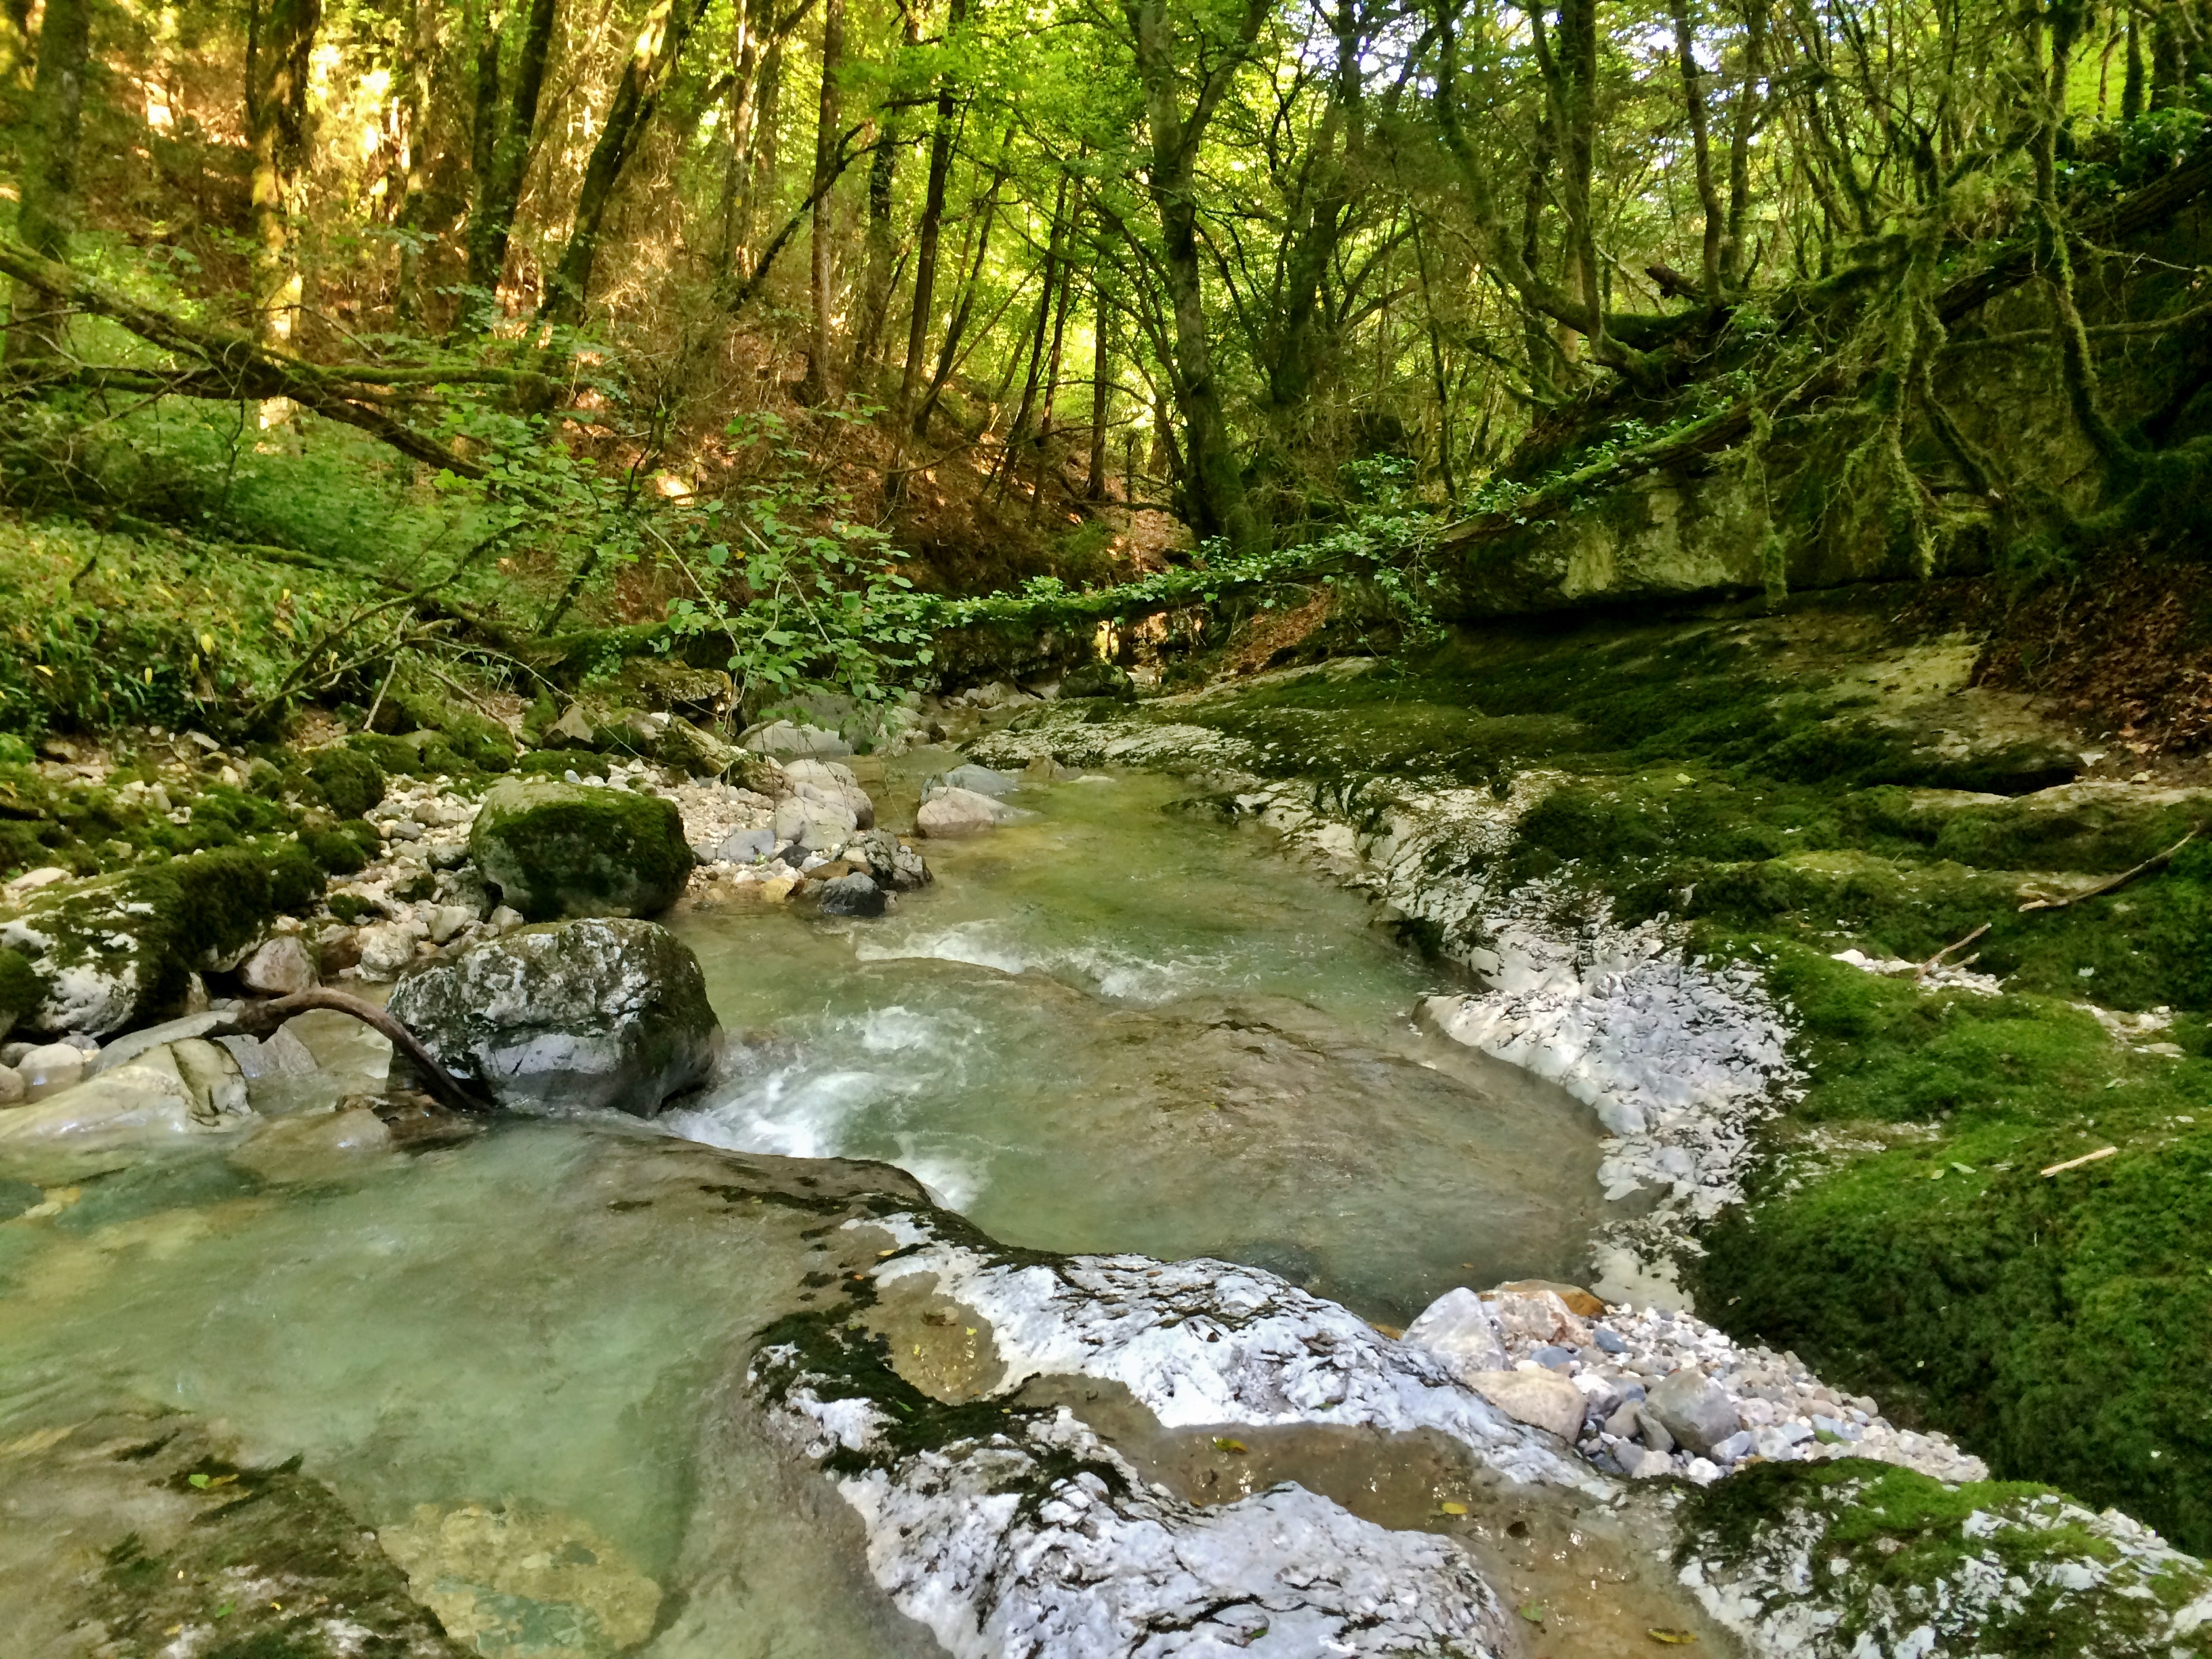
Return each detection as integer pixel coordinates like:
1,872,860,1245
1681,1458,2212,1654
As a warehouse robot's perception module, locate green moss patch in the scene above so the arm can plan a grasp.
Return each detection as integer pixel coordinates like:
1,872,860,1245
1,842,325,1036
306,746,384,819
468,777,693,922
1681,1458,2211,1655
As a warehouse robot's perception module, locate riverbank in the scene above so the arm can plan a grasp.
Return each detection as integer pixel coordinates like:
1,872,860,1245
7,604,2212,1656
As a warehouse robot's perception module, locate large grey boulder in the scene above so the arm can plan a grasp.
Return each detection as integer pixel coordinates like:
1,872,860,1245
386,919,720,1115
469,777,694,922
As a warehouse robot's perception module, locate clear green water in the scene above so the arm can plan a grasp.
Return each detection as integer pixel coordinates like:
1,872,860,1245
0,1125,939,1657
0,761,1618,1658
670,765,1604,1324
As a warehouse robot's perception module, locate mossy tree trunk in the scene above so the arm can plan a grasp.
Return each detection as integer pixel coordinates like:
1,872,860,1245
794,0,848,403
462,0,558,331
7,0,93,365
245,0,323,350
1126,0,1269,553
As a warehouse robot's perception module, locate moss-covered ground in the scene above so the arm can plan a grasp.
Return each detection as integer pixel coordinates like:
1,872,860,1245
1122,600,2212,1556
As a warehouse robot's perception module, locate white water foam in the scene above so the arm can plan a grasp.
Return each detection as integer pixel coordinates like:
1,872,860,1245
853,918,1224,1005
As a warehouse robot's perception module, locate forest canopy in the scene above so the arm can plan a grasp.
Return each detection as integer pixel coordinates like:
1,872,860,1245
0,0,2208,721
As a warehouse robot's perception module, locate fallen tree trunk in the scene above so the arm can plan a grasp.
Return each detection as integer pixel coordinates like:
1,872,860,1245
0,237,540,480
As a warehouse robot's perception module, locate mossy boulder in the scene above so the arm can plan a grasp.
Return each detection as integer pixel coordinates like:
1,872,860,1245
386,918,720,1114
1679,1458,2212,1656
468,776,693,922
0,944,39,1040
0,843,321,1036
1060,661,1136,699
306,745,385,820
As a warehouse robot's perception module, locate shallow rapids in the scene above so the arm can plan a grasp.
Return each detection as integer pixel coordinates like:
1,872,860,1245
668,764,1608,1324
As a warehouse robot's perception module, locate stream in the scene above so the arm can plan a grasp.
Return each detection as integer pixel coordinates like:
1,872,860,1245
0,761,1733,1658
668,764,1607,1326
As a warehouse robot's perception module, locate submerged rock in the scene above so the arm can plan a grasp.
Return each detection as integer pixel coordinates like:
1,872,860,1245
470,776,694,922
940,762,1019,798
387,918,720,1115
0,1410,465,1659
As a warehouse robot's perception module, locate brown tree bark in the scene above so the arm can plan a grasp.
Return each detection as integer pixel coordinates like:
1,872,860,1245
539,0,713,329
1124,0,1269,551
795,0,848,402
8,0,93,363
897,0,966,425
463,0,557,329
246,0,323,348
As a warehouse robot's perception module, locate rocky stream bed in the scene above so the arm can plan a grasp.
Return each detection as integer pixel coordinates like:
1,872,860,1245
4,626,2212,1658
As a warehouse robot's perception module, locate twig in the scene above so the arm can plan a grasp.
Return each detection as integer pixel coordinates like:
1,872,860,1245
2018,825,2200,913
210,987,489,1114
1916,922,1990,981
2041,1145,2116,1177
365,655,402,729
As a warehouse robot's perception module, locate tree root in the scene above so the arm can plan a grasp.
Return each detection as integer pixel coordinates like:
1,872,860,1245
210,988,491,1115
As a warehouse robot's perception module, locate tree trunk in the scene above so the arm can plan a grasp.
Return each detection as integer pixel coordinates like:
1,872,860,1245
1030,248,1076,516
246,0,323,348
914,123,1012,434
1723,0,1766,286
795,0,847,403
1124,0,1268,552
394,0,438,323
898,0,965,424
714,0,769,273
464,0,558,329
1554,0,1605,363
851,0,919,379
8,0,93,363
1087,265,1111,499
1670,0,1723,304
1002,171,1070,457
539,0,711,329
